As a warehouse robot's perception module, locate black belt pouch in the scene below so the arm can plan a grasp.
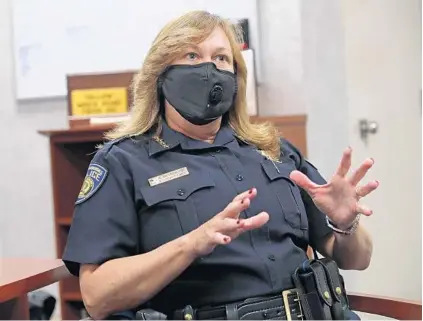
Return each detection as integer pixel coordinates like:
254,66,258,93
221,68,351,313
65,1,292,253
292,257,351,320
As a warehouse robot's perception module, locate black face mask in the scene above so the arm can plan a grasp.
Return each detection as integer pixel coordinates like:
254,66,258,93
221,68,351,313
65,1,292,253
158,62,237,125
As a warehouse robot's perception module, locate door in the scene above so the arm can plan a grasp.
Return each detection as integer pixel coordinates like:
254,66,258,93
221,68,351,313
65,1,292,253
341,0,422,300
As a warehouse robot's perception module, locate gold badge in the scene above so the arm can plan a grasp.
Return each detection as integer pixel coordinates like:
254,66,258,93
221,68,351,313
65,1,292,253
148,167,189,187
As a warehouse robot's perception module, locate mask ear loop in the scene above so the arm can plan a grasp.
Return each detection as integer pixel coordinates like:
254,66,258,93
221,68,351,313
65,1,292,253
222,62,238,126
233,61,239,96
232,62,239,99
156,72,164,95
156,73,166,116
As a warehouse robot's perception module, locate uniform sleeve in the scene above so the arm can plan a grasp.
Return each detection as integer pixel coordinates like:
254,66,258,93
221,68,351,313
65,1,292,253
62,145,139,276
281,139,333,250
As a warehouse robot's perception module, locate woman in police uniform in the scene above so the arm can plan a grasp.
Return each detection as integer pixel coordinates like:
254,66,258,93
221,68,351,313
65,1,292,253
63,10,378,320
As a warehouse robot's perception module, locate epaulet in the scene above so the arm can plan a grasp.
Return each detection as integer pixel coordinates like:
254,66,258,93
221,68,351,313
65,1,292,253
111,134,154,155
280,138,302,168
109,136,130,146
95,136,131,156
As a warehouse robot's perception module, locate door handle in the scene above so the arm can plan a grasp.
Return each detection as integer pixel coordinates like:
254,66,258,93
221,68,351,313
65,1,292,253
359,119,378,141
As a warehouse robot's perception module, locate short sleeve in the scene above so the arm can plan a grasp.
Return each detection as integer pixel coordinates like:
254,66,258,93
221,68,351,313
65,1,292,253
62,145,139,276
281,139,333,249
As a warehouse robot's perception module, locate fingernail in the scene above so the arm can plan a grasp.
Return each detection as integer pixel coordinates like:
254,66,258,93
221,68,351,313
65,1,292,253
249,188,254,194
241,199,244,204
237,219,240,224
375,180,379,186
223,237,229,243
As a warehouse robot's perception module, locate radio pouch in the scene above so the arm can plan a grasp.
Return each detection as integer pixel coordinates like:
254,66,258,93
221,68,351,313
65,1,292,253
292,255,351,320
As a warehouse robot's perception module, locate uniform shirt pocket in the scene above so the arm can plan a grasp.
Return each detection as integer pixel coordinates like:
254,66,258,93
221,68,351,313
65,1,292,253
261,160,308,230
140,168,216,235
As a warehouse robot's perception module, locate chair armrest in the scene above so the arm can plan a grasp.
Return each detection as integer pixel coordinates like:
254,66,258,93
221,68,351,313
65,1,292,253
347,292,422,320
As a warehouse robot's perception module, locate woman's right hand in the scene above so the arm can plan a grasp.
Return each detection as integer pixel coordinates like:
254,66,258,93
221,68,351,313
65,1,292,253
187,188,269,257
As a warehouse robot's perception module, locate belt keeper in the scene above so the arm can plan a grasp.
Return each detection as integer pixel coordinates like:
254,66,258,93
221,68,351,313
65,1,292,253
225,303,238,320
182,305,195,320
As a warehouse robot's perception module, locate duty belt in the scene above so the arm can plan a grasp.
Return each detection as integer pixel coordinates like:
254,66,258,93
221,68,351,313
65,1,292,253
173,289,304,320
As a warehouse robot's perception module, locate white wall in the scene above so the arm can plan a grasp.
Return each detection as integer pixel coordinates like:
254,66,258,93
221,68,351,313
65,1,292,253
259,0,351,180
0,0,420,317
341,0,422,301
258,0,349,181
300,0,350,177
257,0,306,116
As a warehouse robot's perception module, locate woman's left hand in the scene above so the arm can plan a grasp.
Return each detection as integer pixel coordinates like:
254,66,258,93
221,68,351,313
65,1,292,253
289,147,379,229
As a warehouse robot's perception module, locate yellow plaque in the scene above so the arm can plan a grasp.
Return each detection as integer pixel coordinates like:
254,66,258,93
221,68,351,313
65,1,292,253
71,87,128,117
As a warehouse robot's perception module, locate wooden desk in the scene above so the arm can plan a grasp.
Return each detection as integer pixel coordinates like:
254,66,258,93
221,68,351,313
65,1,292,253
0,259,70,320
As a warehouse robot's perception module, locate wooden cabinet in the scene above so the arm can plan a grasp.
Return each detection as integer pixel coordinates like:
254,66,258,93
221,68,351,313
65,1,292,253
39,115,307,320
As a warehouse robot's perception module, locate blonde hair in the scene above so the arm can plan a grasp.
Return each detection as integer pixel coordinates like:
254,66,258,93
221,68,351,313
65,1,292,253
105,10,281,160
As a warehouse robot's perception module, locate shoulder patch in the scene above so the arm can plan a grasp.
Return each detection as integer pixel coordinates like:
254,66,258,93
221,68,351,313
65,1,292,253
76,163,108,205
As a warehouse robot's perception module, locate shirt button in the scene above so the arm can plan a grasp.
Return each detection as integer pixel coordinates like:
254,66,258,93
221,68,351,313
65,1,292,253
268,254,276,261
236,174,244,181
177,189,185,196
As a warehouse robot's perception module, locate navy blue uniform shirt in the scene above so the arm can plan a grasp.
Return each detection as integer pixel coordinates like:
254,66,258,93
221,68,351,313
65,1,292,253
63,120,333,314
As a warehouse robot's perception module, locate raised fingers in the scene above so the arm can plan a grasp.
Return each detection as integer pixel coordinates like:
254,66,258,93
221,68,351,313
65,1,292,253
233,188,257,203
218,197,251,219
349,158,375,186
218,216,245,232
335,147,352,177
240,212,270,231
356,180,379,198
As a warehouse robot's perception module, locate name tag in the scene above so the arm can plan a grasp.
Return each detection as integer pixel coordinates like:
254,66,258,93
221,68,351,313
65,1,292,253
148,167,189,187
